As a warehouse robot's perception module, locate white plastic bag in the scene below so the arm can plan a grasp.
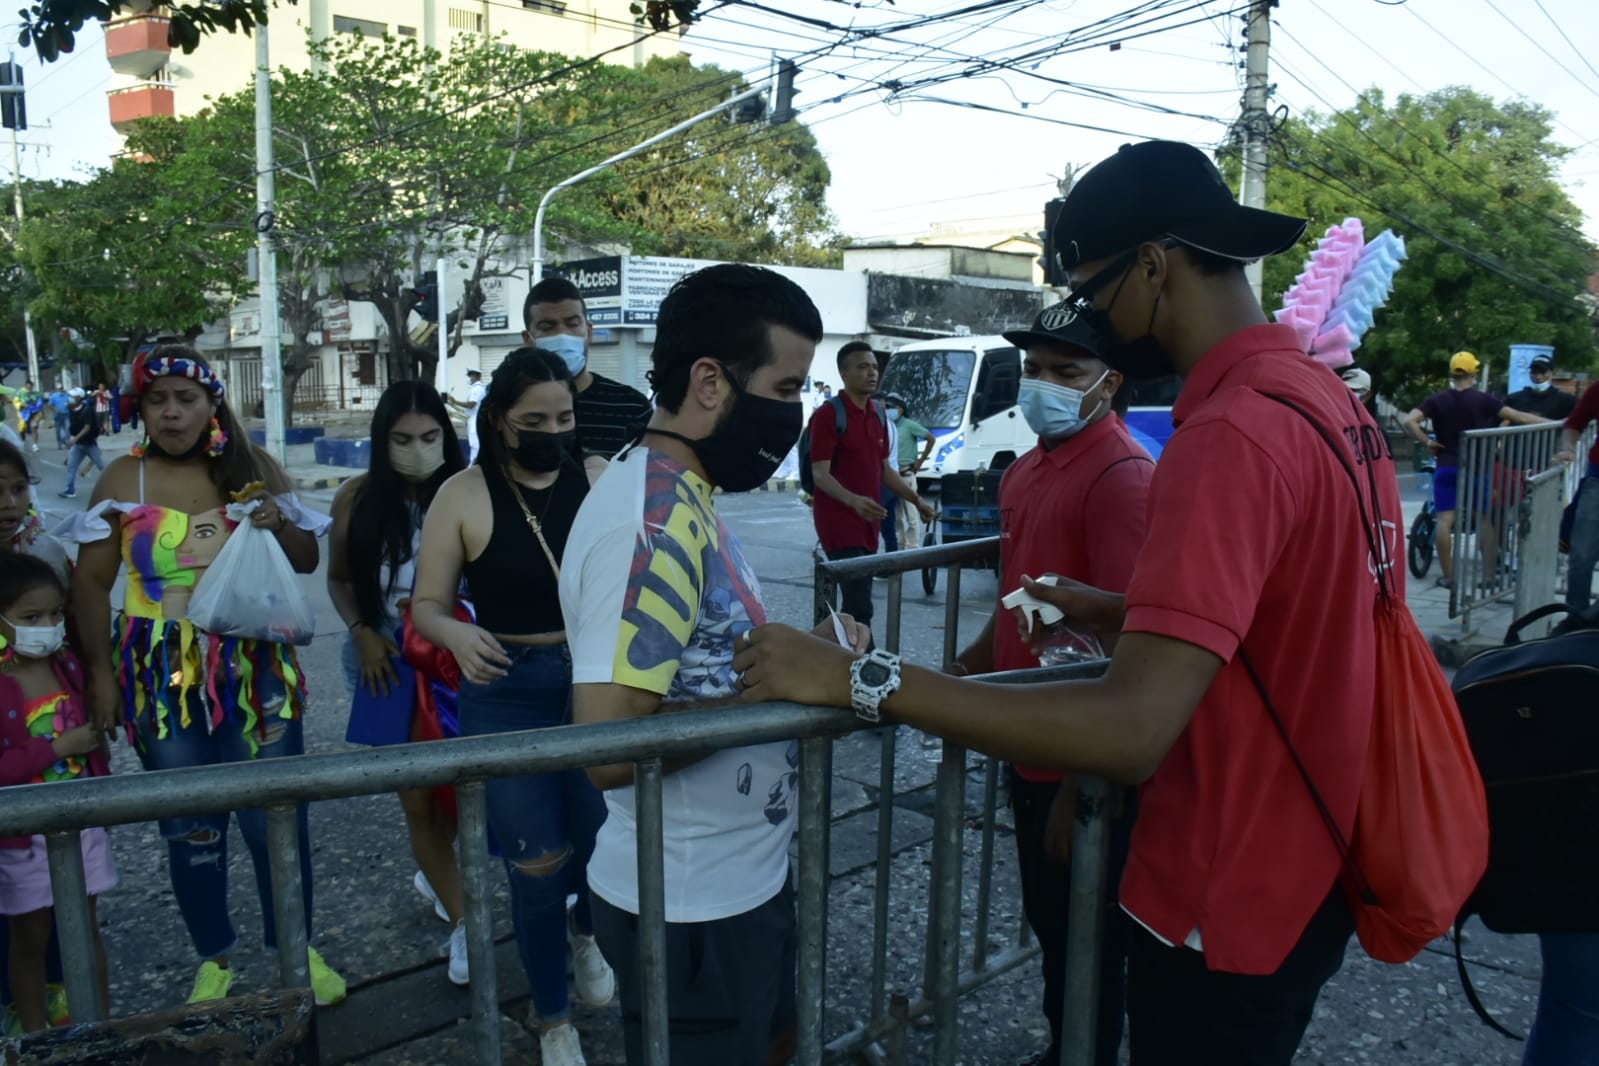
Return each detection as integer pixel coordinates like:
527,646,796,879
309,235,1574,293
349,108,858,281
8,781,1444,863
185,501,316,645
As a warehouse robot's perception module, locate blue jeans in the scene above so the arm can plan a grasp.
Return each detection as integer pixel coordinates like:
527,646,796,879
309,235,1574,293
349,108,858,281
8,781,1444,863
52,415,68,449
134,685,314,962
458,643,606,1023
1566,470,1599,614
63,442,104,494
1524,933,1599,1066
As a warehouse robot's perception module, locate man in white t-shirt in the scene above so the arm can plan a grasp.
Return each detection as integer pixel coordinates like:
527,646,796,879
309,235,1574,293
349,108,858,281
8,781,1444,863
448,369,487,462
560,264,868,1066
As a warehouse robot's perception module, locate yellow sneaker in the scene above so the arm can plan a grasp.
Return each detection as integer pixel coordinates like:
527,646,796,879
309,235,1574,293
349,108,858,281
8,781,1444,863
308,947,346,1007
44,983,70,1025
187,960,234,1004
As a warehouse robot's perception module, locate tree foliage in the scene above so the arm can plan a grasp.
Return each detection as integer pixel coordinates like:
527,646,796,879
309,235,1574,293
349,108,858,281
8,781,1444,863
1234,87,1597,407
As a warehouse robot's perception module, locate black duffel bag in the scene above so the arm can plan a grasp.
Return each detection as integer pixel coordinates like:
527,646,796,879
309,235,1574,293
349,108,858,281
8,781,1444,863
1450,603,1599,1038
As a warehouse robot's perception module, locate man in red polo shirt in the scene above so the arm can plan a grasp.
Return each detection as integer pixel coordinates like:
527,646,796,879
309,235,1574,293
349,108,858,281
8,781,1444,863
732,140,1410,1065
809,341,934,628
948,303,1152,1066
1556,379,1599,616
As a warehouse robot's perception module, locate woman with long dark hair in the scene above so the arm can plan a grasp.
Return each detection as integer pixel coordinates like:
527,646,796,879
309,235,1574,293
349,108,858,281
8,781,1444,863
411,348,611,1066
59,345,346,1008
327,380,471,983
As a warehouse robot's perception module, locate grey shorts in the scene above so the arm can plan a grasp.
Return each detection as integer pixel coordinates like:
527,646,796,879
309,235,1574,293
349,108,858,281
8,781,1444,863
591,879,797,1066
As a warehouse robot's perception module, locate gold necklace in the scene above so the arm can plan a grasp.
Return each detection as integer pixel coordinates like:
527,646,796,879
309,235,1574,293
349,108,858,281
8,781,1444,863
505,468,561,579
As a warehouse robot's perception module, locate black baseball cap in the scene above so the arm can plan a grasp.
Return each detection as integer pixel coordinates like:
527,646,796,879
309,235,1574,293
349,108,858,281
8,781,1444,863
1002,302,1107,356
1530,355,1554,370
1053,141,1308,272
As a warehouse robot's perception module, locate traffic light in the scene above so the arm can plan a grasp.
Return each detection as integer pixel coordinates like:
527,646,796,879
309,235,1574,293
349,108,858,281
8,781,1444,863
735,95,765,124
413,270,439,323
1039,197,1067,287
0,62,25,132
772,59,798,125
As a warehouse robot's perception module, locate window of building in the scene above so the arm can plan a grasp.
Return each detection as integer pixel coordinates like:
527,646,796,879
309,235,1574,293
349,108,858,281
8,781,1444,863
522,0,567,13
398,24,417,36
333,14,387,37
448,8,485,32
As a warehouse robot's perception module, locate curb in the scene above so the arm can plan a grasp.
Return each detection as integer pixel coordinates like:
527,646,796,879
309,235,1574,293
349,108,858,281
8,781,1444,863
294,472,357,492
756,478,799,493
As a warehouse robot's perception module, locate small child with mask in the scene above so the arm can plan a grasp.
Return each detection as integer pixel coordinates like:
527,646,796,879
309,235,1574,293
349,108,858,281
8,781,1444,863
0,552,116,1034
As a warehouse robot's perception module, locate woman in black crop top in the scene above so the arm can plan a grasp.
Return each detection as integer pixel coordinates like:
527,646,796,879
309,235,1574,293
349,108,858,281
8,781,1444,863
411,348,613,1064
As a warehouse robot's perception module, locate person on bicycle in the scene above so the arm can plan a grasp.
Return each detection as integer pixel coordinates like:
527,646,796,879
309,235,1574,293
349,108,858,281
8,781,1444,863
1401,351,1548,590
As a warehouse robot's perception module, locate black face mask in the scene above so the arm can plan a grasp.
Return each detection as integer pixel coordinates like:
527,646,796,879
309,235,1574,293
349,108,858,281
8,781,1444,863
510,429,576,473
648,374,802,493
1082,258,1177,381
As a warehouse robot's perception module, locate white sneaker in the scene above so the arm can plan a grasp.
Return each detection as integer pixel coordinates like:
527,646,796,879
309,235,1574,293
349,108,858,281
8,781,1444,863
539,1023,587,1066
570,928,615,1008
413,870,450,923
444,921,469,986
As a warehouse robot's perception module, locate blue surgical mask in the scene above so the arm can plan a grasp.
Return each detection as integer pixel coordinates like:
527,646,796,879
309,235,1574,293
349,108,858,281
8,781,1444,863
537,333,588,376
887,408,901,423
1017,372,1108,441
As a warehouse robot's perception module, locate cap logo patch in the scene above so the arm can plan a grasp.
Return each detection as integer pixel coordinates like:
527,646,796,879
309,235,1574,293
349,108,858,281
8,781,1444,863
1038,305,1078,331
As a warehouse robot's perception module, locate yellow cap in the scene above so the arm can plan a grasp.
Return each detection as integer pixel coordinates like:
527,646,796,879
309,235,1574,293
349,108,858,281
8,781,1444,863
1450,351,1481,376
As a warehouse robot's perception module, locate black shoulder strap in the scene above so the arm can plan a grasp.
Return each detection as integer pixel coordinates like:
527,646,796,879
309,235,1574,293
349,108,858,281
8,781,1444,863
830,395,848,435
1454,924,1524,1041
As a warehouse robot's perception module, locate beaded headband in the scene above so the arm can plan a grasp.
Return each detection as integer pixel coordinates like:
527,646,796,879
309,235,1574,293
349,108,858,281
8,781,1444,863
135,354,225,400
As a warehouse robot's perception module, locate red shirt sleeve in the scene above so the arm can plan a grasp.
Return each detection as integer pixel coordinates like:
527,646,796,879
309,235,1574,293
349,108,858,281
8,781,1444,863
1082,458,1154,594
1122,421,1296,662
1565,382,1599,433
808,403,840,464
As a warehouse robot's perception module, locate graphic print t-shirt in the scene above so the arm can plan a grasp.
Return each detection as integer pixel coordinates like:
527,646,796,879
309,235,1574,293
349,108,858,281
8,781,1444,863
560,444,798,923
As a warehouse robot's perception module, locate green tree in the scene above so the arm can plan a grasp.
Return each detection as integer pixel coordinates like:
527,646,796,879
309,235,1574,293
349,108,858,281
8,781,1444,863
1235,87,1597,407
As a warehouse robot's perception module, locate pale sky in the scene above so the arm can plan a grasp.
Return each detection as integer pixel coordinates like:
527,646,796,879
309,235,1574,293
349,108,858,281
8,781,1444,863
10,0,1599,258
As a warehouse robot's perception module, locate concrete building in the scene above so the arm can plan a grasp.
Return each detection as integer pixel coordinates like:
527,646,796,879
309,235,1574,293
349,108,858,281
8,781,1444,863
102,0,682,137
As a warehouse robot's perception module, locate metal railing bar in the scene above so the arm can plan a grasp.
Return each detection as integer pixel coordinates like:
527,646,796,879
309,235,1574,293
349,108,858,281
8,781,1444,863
816,537,999,581
797,735,831,1066
265,805,310,992
971,757,999,973
1059,776,1111,1066
45,831,102,1025
635,758,670,1066
929,739,966,1066
456,782,501,1066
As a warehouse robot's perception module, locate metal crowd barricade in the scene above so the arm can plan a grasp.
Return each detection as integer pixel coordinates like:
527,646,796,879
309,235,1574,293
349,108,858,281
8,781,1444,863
0,538,1109,1066
814,539,1111,1066
1454,422,1596,630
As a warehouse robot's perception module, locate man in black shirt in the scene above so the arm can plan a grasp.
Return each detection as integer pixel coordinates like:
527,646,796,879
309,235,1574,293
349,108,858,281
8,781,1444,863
522,277,652,459
1504,355,1577,421
58,388,104,499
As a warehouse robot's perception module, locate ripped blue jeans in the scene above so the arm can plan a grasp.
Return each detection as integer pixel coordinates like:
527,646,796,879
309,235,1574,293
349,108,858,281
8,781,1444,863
134,683,314,962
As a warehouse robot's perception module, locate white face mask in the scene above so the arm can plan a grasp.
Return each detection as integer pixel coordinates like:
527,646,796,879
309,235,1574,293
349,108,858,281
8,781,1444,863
389,439,447,481
1531,379,1552,392
1016,371,1109,441
536,333,588,377
4,616,65,658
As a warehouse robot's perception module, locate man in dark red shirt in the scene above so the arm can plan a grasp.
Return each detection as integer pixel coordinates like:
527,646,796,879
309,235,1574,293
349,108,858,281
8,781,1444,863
1556,380,1599,615
733,140,1415,1065
948,303,1152,1066
809,342,933,627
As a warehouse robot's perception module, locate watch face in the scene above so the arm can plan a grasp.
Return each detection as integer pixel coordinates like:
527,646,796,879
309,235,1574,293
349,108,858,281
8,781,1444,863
859,661,892,687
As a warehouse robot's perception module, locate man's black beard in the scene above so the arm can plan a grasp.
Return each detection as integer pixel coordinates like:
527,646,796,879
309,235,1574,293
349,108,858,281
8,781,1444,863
143,432,210,463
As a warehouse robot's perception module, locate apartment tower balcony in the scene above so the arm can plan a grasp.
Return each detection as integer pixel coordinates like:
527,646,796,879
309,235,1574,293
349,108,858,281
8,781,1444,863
104,14,171,78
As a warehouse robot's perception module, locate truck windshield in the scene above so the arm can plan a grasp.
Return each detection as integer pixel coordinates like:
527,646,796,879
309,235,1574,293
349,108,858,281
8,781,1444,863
879,350,976,430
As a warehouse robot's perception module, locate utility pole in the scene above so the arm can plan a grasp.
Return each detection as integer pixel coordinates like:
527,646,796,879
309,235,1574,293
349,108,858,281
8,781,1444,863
1240,0,1274,301
435,256,449,401
3,57,40,388
255,26,286,464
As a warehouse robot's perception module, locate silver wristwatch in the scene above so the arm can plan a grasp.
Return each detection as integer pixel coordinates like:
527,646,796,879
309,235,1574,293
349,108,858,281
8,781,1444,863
849,649,902,723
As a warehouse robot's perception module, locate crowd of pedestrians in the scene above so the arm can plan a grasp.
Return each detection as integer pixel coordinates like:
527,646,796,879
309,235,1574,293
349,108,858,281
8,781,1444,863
0,138,1593,1066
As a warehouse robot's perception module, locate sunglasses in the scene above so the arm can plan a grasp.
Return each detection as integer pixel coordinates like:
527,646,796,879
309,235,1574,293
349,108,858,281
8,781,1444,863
1061,239,1179,314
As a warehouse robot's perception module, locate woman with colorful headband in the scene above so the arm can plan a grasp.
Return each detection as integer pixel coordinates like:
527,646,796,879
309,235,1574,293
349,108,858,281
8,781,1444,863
56,344,347,1009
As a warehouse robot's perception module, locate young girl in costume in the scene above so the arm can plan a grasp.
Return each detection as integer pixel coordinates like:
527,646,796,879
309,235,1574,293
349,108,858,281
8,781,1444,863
0,553,114,1033
327,380,472,983
60,345,346,1008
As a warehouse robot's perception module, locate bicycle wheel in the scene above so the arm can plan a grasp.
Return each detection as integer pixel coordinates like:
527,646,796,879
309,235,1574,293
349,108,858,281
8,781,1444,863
1408,509,1434,579
921,523,938,596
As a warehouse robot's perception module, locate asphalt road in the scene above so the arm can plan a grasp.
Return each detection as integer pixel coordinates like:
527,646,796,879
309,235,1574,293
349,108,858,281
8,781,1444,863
17,437,1542,1065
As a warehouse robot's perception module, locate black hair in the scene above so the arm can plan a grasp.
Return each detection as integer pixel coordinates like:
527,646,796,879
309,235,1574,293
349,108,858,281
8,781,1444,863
347,380,466,627
524,277,588,331
649,264,824,413
0,439,29,481
140,344,281,494
1176,244,1250,277
837,340,875,370
0,551,63,617
476,347,579,473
